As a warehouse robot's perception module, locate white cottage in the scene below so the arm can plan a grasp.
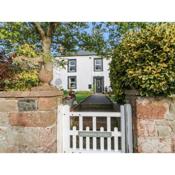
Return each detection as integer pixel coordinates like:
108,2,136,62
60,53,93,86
52,51,111,93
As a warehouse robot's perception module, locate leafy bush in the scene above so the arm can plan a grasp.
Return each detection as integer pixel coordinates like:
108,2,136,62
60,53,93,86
16,44,38,58
2,58,40,91
4,70,39,91
110,23,175,101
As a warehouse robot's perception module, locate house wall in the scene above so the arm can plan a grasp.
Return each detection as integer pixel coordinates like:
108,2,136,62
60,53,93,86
52,56,111,91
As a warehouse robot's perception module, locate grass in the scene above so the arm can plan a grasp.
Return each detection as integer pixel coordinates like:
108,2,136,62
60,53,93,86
75,91,92,103
63,90,92,103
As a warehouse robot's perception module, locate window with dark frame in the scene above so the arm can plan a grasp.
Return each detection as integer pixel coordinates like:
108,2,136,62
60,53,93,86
94,58,103,72
68,76,77,89
68,59,76,72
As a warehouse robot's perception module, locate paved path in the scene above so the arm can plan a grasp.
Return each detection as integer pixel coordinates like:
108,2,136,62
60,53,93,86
81,94,112,105
73,94,119,112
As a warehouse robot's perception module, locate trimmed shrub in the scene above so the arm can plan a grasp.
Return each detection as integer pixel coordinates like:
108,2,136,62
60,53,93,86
110,23,175,101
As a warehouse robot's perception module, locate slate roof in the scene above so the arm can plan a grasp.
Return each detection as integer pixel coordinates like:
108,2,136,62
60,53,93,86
59,50,96,57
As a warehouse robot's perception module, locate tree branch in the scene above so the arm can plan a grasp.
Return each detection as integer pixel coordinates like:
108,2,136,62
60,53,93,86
33,22,45,39
47,22,58,37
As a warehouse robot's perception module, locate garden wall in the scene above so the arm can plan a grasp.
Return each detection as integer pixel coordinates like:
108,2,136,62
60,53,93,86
136,97,175,153
0,88,63,153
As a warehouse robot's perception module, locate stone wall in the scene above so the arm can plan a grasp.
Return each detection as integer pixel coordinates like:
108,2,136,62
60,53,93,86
136,97,175,153
0,88,63,153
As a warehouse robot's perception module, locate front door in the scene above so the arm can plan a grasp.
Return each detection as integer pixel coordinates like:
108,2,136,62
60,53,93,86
94,77,104,93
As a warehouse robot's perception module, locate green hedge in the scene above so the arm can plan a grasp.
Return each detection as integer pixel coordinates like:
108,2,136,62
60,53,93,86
110,23,175,102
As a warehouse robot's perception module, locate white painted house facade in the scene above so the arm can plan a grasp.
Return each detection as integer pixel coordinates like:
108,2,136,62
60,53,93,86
52,51,111,93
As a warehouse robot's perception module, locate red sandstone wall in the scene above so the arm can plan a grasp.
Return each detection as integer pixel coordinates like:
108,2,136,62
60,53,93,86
0,90,63,153
136,97,175,153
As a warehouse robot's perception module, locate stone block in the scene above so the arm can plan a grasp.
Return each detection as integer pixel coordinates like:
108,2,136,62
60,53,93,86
0,100,17,112
136,98,169,119
156,125,172,137
166,113,175,120
38,97,57,111
0,126,8,143
9,111,56,127
0,127,19,147
137,119,157,137
18,99,37,111
0,112,9,126
13,124,57,153
138,137,172,153
0,145,18,153
169,120,175,132
0,127,18,153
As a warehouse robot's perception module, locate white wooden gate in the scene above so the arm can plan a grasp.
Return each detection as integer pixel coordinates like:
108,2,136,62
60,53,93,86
58,104,133,153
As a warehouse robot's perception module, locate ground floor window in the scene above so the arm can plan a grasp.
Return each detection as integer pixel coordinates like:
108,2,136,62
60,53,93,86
68,76,77,89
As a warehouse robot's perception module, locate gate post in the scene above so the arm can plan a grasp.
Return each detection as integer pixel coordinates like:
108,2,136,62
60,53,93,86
57,104,63,152
125,104,133,153
57,104,70,153
62,105,70,153
120,105,126,153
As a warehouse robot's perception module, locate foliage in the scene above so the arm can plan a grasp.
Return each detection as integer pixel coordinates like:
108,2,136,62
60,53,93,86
80,22,147,57
0,22,147,58
2,59,40,91
110,23,175,101
0,22,90,56
53,57,67,69
4,70,39,91
16,44,38,57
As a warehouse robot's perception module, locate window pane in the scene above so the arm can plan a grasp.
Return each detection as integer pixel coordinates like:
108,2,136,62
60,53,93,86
70,60,76,66
68,77,76,89
95,65,102,70
94,58,103,71
95,59,102,65
68,60,76,72
70,66,75,71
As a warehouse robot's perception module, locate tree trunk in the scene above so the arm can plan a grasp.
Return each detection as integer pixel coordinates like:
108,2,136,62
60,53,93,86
41,36,53,72
42,36,51,55
40,36,53,84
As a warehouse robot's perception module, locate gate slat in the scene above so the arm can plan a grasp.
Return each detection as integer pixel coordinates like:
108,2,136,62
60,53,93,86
93,117,97,151
107,116,111,151
72,126,77,150
100,127,104,151
86,127,90,151
114,127,118,152
79,115,83,150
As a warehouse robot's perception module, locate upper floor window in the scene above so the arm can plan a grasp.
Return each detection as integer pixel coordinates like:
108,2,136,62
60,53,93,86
68,59,76,72
94,58,103,72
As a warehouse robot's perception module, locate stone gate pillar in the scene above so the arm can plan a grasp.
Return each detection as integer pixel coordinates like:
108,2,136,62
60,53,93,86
0,87,63,153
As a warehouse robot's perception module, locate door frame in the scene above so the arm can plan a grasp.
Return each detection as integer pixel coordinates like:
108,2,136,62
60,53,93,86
93,76,104,93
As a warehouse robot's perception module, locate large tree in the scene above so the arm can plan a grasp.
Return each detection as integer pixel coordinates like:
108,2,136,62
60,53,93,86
79,22,147,57
0,22,147,58
0,22,90,60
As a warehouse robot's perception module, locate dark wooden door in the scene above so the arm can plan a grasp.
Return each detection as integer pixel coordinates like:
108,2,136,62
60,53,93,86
94,77,104,93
